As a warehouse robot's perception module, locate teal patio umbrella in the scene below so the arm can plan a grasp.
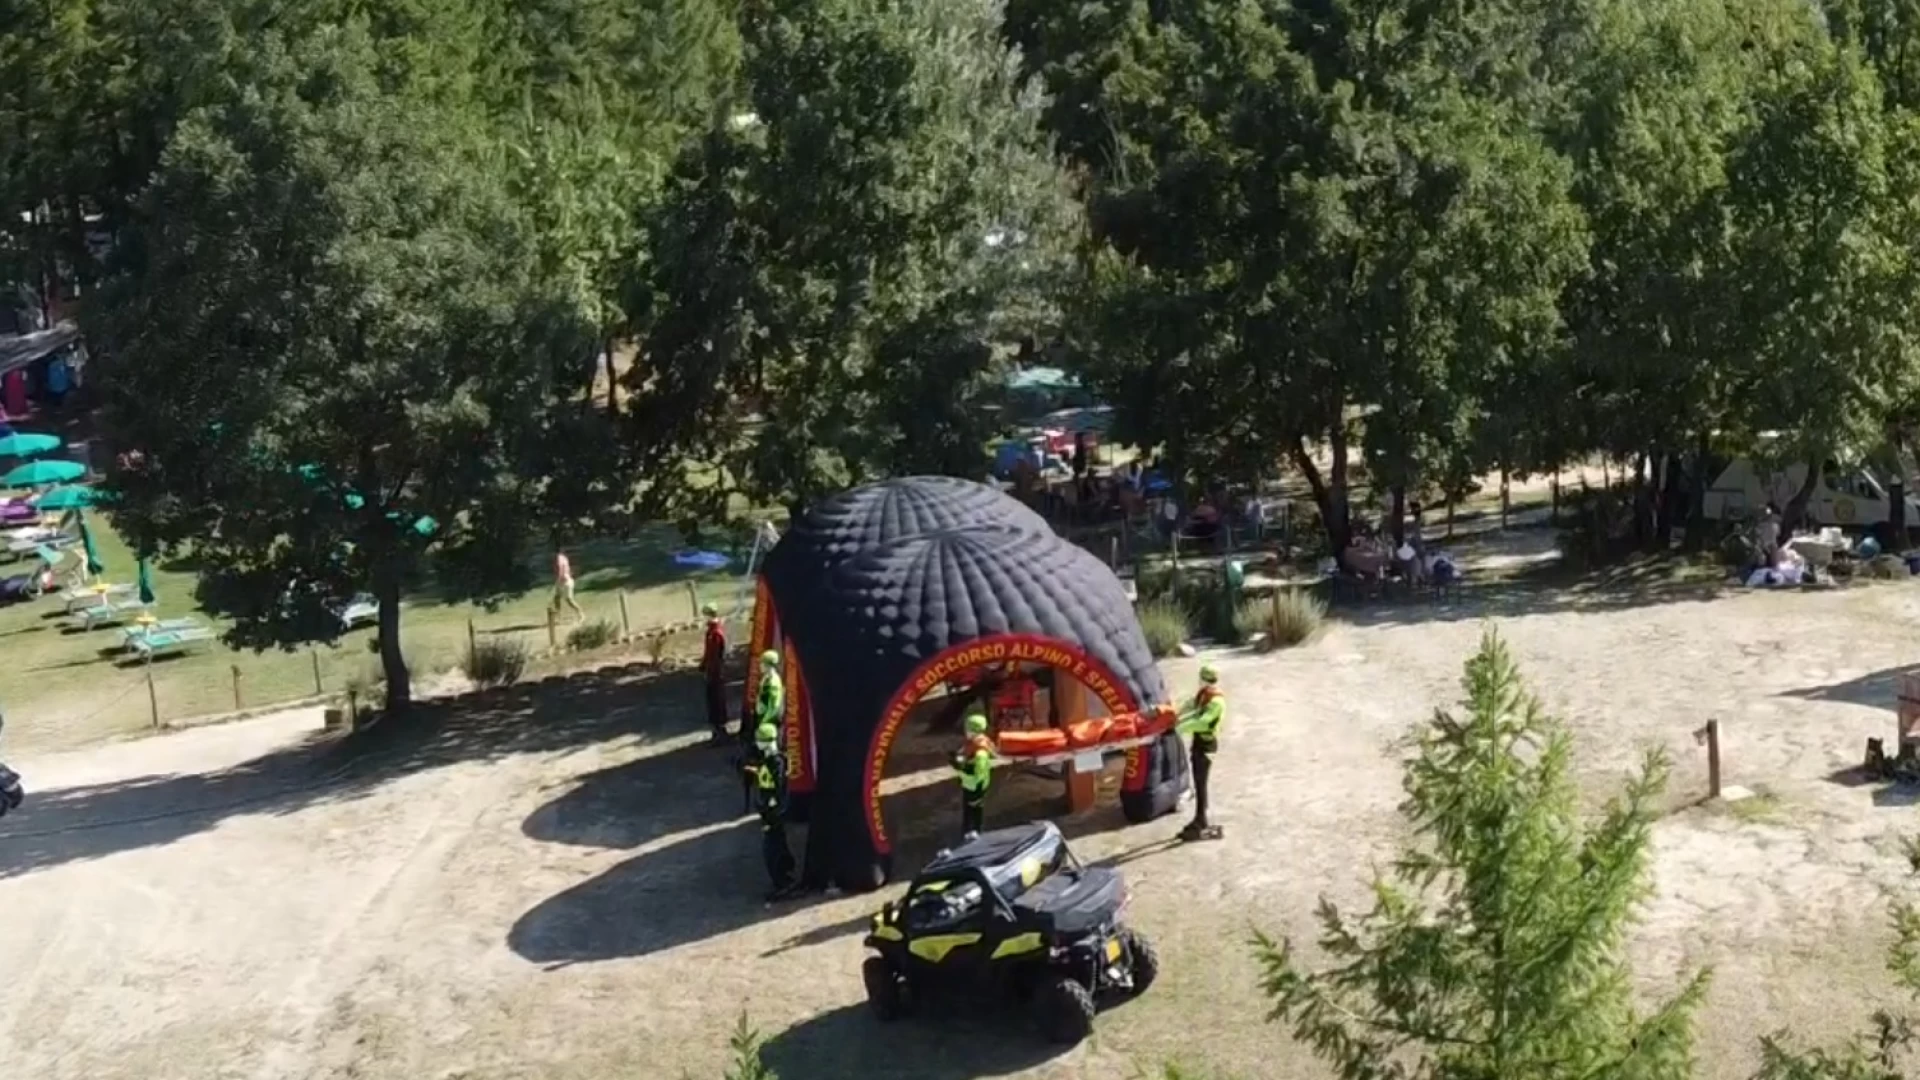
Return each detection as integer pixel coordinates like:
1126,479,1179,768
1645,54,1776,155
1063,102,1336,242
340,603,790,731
136,558,156,605
0,433,60,459
34,485,102,511
76,512,104,578
1,459,83,488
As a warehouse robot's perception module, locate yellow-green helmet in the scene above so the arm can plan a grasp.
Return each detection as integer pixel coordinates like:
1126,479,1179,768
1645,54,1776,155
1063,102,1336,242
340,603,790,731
756,722,778,743
965,713,989,735
1199,663,1219,684
703,602,719,617
761,649,780,668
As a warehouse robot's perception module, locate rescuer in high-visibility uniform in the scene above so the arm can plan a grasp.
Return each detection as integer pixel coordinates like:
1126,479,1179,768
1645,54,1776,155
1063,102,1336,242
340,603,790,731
747,648,784,753
745,721,799,899
953,712,995,840
1175,664,1226,841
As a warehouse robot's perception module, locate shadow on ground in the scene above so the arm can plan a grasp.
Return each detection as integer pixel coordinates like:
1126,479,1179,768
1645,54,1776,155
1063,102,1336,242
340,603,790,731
1328,535,1731,629
1824,764,1920,808
0,665,711,879
759,1004,1069,1080
1783,663,1920,711
505,818,825,966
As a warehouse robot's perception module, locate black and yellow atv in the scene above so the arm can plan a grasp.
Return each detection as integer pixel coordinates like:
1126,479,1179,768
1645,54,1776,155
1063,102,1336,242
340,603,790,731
861,821,1157,1045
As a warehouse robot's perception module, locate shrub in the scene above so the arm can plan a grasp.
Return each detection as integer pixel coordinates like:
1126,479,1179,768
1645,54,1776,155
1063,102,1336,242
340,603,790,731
1136,598,1190,658
566,618,620,651
464,636,529,687
1241,589,1326,650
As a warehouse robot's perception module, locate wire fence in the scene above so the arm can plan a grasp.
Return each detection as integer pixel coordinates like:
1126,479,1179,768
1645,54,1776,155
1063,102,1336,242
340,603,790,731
18,575,761,752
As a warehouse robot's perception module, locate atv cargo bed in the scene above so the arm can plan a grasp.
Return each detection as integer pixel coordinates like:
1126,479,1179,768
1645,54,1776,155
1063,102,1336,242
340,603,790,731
1012,866,1124,937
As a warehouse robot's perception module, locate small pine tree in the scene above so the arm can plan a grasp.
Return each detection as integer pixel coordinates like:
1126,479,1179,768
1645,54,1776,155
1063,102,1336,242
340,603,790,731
1255,628,1709,1079
696,1014,777,1080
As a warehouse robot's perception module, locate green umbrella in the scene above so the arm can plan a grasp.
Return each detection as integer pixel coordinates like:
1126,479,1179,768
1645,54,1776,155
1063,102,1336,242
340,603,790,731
136,558,156,606
76,512,104,577
1,459,83,488
0,433,60,459
34,485,101,511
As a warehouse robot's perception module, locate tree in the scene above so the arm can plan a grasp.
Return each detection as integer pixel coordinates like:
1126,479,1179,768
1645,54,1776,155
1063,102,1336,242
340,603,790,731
626,0,1079,517
1258,629,1708,1078
90,25,596,712
1714,24,1920,533
1549,0,1752,548
1020,0,1588,554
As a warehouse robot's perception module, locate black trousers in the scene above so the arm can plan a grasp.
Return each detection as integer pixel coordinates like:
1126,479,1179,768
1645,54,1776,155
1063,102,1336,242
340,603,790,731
1190,744,1213,828
962,788,986,835
762,818,796,888
705,675,729,736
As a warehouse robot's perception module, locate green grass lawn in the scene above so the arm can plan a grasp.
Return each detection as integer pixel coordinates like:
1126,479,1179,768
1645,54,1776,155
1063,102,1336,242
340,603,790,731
0,518,757,751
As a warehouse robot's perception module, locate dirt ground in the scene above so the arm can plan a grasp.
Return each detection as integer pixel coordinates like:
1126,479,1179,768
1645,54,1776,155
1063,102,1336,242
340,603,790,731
5,528,1920,1079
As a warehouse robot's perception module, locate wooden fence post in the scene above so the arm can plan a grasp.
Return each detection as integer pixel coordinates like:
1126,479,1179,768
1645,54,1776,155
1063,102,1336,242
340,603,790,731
686,580,701,619
1694,719,1723,800
619,592,631,639
467,619,478,660
546,609,557,650
231,664,242,712
145,654,160,730
310,650,323,696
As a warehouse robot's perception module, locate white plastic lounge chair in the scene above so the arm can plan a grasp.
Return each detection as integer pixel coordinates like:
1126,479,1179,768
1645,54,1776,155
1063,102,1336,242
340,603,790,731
126,625,215,659
62,582,133,613
120,618,204,650
77,596,152,629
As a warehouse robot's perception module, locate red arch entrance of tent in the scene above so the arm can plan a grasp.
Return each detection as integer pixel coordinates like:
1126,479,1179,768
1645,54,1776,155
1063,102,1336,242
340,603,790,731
860,633,1146,854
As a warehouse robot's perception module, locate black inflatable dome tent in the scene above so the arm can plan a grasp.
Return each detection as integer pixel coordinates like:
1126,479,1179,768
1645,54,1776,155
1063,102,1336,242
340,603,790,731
744,476,1189,892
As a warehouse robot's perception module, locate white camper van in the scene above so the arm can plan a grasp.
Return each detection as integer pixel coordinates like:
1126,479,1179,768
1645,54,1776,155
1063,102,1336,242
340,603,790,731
1700,458,1920,528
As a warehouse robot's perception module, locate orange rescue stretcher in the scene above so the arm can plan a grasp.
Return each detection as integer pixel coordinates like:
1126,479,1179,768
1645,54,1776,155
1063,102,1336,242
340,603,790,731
992,704,1178,767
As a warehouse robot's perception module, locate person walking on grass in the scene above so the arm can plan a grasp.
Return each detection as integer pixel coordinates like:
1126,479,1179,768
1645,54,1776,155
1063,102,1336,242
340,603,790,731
550,548,583,623
701,602,729,744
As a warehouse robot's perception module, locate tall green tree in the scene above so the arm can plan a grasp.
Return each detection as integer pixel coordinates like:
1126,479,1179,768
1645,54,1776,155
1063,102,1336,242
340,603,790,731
90,25,596,711
1260,629,1708,1078
627,0,1078,517
1020,0,1587,553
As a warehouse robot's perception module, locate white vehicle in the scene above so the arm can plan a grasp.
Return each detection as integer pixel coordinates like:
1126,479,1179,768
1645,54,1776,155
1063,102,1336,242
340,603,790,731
1700,457,1920,528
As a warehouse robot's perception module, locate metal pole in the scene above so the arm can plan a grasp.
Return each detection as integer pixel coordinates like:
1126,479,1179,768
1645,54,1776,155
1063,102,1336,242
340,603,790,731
619,592,631,639
231,664,242,711
311,650,323,696
686,580,701,620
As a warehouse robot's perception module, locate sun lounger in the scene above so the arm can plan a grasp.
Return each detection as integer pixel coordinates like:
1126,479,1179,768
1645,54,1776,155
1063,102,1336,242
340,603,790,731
120,618,204,650
62,582,133,612
125,625,216,659
76,596,152,629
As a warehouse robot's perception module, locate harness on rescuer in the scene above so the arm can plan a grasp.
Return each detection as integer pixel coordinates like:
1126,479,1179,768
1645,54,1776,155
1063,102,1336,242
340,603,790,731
747,719,799,899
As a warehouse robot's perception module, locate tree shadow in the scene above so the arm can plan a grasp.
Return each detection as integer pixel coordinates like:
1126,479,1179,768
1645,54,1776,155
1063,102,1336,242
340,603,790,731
1330,546,1731,629
0,665,710,879
1781,664,1919,711
409,528,743,609
520,736,739,851
506,820,842,966
758,1003,1069,1080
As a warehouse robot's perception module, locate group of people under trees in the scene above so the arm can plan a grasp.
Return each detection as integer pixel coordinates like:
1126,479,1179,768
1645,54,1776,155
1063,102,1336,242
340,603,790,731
698,599,1232,900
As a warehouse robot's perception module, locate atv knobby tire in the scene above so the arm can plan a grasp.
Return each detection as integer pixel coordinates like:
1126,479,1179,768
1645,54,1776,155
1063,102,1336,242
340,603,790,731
863,957,907,1022
1121,927,1158,996
1036,974,1097,1045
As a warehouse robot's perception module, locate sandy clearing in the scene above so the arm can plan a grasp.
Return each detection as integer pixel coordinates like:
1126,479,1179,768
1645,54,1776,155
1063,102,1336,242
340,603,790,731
3,555,1920,1079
